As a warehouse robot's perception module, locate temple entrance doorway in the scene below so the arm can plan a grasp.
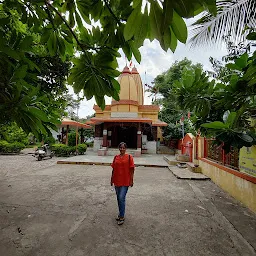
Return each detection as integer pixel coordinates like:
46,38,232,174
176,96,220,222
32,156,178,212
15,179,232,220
111,126,137,148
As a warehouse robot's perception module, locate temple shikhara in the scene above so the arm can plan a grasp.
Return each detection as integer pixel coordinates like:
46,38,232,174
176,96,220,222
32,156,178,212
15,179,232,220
89,66,167,156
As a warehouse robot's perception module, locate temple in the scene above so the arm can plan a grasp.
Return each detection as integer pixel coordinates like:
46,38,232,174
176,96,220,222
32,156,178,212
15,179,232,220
89,66,167,156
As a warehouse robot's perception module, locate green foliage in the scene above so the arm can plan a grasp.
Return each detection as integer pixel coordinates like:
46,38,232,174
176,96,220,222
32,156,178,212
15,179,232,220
77,144,87,155
85,142,94,148
43,135,56,145
153,58,200,139
51,144,76,156
201,111,255,152
68,133,79,147
0,140,25,153
0,123,29,145
0,0,217,125
190,0,256,47
169,51,256,151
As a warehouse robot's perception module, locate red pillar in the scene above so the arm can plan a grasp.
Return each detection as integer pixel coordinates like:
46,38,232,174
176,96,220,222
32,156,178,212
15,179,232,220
66,125,69,145
102,129,107,148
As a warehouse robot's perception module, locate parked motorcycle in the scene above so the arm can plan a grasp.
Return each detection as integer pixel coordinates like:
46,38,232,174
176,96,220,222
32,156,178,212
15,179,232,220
33,144,53,161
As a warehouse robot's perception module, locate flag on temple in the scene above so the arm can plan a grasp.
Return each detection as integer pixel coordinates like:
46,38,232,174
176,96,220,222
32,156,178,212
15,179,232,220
129,60,133,67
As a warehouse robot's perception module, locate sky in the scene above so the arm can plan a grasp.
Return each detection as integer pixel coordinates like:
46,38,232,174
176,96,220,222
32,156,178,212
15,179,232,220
73,19,228,118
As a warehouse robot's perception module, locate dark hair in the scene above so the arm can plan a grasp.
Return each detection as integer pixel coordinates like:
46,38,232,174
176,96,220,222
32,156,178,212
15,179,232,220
118,142,127,148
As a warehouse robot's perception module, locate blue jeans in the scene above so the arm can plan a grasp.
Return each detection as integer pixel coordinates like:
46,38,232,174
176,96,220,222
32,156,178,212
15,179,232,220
115,186,129,218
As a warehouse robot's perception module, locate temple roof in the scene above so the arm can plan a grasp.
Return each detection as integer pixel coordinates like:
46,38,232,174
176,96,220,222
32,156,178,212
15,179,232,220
121,65,131,75
90,117,152,125
131,66,139,74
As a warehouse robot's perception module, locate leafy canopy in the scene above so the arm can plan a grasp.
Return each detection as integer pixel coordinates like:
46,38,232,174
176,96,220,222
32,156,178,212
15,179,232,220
0,0,216,138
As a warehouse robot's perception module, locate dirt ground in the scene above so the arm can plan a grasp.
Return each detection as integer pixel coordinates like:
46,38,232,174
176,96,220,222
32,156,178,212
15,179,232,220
0,154,256,256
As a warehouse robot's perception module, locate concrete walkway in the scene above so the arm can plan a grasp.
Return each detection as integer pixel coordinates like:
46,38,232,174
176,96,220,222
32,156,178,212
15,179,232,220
0,154,256,256
57,150,172,167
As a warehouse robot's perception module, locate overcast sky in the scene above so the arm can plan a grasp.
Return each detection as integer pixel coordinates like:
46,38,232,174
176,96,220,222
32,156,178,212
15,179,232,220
74,18,228,118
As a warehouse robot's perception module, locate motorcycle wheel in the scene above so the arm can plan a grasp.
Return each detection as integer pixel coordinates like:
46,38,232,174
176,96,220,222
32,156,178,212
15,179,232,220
38,156,42,161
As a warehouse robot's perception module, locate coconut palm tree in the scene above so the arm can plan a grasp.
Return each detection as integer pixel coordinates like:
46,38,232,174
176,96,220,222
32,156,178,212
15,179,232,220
189,0,256,47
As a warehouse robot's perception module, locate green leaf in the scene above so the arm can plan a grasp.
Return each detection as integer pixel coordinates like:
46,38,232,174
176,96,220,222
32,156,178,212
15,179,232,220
122,43,132,60
237,133,253,143
162,0,173,30
246,32,256,41
133,0,142,8
161,28,171,51
13,65,28,80
28,107,49,122
90,0,103,21
19,36,33,51
75,11,83,30
24,58,41,72
129,41,141,63
170,27,177,52
77,1,91,25
111,78,120,92
95,95,105,110
0,46,21,60
124,7,141,41
69,12,75,28
225,112,236,127
58,37,66,58
226,63,241,71
170,10,187,43
92,26,101,42
182,68,195,87
234,53,248,69
201,121,229,129
149,0,162,41
134,12,149,47
47,32,57,56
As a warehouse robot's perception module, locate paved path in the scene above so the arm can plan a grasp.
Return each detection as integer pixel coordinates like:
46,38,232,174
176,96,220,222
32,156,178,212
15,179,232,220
57,150,172,167
0,155,256,256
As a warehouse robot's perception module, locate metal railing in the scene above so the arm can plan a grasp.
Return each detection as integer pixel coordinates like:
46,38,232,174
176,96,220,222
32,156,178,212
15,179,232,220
204,139,239,170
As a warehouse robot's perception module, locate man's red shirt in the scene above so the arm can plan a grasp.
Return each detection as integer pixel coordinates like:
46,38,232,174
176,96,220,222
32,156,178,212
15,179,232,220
111,154,135,186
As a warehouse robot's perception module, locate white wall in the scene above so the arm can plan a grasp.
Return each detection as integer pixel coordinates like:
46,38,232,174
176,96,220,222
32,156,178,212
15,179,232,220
146,141,157,154
93,137,103,152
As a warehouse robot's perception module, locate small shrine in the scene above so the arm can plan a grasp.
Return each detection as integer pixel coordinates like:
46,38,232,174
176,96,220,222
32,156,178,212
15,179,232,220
89,66,167,156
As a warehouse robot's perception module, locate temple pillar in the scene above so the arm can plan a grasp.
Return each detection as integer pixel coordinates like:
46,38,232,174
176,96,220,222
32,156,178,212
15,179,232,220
66,125,69,145
137,130,142,149
135,130,142,157
102,129,108,149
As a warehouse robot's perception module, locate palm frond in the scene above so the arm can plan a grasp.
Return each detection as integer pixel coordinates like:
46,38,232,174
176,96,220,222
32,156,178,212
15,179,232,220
189,0,256,47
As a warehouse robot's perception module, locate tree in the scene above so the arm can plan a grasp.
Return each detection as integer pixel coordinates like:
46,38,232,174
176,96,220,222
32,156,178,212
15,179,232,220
172,52,256,151
152,58,201,139
189,0,256,47
0,0,216,138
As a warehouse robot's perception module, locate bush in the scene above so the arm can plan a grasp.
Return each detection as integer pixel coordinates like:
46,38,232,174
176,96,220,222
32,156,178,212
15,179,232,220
0,123,29,145
0,140,25,153
0,140,9,153
8,142,26,153
51,144,76,156
43,135,56,145
77,144,87,154
85,142,94,148
68,133,79,147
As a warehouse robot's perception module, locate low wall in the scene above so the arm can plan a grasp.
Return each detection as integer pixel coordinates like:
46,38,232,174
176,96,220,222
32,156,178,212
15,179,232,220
146,141,157,154
199,158,256,213
93,137,103,152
